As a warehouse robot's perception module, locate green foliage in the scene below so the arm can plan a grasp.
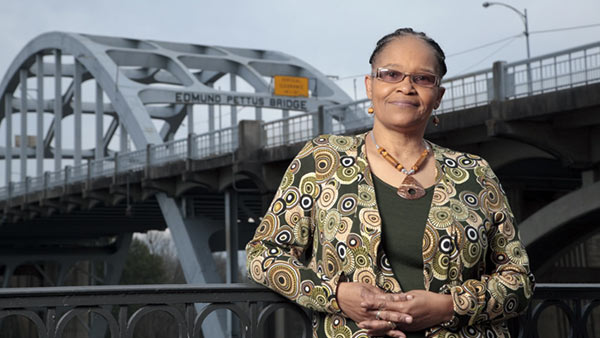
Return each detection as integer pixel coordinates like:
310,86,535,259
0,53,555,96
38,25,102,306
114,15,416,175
120,238,168,285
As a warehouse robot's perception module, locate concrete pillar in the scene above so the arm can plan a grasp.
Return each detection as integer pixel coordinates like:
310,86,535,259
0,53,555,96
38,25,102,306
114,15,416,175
582,167,600,186
225,189,239,337
155,193,226,338
492,61,508,102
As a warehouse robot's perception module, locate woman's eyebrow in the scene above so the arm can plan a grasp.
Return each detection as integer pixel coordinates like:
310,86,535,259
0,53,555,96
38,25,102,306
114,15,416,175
381,63,437,74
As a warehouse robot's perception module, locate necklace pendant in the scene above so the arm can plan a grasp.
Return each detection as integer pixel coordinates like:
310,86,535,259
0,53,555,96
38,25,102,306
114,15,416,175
397,175,426,200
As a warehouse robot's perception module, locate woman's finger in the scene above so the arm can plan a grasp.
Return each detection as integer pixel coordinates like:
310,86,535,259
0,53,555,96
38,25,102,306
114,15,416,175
365,310,413,324
359,319,397,330
359,319,406,338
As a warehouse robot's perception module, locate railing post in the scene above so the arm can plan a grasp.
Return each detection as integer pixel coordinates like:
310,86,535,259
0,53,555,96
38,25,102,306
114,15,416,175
43,172,49,198
25,176,31,198
282,109,290,145
187,133,196,160
316,106,325,135
113,152,119,184
87,159,92,187
7,182,12,202
145,144,153,177
64,166,71,188
492,61,508,102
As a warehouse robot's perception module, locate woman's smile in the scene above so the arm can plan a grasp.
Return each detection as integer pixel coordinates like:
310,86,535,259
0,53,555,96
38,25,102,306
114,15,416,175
388,99,420,108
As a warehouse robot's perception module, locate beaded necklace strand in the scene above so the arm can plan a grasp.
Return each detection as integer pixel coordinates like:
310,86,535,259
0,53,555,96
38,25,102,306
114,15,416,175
370,131,431,199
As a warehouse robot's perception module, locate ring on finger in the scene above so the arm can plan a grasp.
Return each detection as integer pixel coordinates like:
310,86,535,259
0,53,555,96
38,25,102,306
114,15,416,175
376,310,382,320
387,321,395,329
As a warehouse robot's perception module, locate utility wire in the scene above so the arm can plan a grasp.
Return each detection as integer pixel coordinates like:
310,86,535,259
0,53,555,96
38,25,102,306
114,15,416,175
530,22,600,35
457,36,518,75
335,22,600,80
446,33,521,58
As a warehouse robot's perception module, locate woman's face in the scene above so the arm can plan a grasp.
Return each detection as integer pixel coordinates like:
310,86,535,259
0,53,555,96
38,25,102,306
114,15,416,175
365,36,445,133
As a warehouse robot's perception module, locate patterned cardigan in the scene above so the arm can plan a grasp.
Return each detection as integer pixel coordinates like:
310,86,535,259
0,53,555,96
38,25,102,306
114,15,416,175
246,133,534,337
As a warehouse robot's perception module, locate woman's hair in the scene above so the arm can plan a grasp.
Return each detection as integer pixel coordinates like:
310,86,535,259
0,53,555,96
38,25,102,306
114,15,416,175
369,28,447,78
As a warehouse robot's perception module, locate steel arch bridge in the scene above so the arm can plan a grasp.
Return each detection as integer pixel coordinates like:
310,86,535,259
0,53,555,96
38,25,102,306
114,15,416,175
0,31,360,337
2,31,600,337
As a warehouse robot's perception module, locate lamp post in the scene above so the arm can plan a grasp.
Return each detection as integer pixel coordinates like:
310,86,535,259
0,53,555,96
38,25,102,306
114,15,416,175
482,1,532,94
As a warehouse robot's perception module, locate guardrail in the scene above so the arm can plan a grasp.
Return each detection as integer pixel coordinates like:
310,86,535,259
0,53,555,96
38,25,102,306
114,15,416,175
0,283,311,338
439,41,600,113
2,42,599,202
0,283,597,338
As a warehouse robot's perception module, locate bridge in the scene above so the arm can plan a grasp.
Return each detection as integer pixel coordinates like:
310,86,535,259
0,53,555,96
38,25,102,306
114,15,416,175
0,32,599,337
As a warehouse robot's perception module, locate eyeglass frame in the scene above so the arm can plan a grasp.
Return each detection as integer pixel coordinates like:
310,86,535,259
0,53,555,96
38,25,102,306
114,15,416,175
371,67,441,88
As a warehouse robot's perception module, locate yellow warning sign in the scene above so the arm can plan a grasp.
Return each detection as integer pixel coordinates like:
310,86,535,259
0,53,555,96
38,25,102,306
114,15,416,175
274,75,309,97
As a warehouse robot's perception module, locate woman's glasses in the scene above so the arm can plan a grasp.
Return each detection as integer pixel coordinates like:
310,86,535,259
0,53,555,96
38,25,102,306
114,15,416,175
373,68,440,88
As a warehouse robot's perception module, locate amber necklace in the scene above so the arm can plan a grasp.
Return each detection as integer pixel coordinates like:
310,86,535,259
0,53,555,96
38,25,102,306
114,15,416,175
370,131,431,199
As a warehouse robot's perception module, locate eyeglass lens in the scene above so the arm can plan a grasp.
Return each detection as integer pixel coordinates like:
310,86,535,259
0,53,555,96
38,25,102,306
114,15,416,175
376,68,438,87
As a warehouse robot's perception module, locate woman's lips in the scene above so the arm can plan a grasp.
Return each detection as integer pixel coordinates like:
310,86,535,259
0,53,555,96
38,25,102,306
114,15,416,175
389,100,419,107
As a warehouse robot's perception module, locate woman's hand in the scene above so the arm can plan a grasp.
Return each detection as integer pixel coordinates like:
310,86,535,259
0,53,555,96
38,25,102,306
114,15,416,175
336,282,412,337
359,290,454,332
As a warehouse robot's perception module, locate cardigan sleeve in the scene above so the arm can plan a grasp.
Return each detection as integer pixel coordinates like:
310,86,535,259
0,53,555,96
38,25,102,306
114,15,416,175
445,159,535,329
245,139,345,314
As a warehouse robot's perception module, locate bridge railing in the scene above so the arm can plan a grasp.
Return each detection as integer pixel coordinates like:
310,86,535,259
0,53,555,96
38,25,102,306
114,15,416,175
0,283,597,338
438,68,493,113
2,42,600,202
507,41,600,98
0,283,312,338
438,41,600,113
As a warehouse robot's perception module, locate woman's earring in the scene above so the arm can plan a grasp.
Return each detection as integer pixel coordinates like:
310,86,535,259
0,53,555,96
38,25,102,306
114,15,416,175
367,106,374,115
432,112,440,126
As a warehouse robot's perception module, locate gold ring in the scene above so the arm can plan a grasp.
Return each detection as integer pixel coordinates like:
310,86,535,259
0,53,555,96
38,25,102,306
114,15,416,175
376,310,382,320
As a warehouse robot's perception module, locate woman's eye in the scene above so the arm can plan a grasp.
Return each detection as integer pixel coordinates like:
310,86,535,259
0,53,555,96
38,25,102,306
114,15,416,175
414,74,436,85
387,71,400,79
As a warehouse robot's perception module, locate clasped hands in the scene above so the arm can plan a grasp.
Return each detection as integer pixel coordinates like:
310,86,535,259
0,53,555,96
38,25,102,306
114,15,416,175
336,282,454,338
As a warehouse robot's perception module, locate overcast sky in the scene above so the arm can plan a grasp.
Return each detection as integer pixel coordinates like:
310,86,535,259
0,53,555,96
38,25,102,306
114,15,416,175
2,0,600,98
1,0,600,182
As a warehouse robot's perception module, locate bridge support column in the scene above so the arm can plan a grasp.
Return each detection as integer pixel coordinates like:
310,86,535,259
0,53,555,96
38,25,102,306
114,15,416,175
225,189,240,337
156,193,227,338
582,167,600,186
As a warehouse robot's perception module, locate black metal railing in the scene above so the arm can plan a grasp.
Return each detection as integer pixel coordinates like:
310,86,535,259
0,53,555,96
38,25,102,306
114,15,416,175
0,283,598,338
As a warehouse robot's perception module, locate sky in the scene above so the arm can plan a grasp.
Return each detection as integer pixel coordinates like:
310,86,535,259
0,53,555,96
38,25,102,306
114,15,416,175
1,0,600,182
1,0,600,98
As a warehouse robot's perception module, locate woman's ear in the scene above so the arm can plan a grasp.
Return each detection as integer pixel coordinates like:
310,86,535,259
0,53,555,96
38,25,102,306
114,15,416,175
434,86,445,109
365,75,373,100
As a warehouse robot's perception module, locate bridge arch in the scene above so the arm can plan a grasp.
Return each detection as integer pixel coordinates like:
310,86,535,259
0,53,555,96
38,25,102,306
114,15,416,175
520,180,600,271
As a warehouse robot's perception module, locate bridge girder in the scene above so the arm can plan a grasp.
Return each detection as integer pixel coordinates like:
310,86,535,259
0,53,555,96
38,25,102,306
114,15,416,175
0,32,354,164
0,32,357,338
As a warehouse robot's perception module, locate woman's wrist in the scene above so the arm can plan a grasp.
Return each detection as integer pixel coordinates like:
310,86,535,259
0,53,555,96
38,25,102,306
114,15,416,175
439,294,456,327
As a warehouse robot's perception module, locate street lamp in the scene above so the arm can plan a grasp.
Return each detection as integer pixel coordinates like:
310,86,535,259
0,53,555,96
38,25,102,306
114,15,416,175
482,1,532,93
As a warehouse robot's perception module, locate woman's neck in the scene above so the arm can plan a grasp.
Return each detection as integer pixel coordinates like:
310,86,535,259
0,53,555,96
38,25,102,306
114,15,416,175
370,123,427,161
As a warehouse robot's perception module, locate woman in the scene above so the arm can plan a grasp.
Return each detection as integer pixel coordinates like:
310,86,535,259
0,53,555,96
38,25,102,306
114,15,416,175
246,28,534,338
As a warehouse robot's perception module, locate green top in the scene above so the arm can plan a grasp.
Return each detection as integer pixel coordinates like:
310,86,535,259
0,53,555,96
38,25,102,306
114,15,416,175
373,174,435,338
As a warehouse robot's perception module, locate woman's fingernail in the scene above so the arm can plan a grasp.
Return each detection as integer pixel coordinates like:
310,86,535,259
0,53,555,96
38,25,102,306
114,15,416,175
407,295,413,300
